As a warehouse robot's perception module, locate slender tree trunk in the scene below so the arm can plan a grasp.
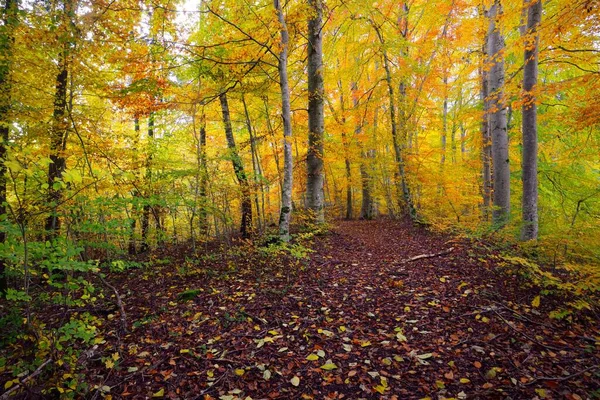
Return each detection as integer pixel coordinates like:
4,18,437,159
374,24,416,220
0,0,17,295
359,96,375,220
219,93,252,238
242,94,263,231
480,19,492,220
263,97,283,200
46,0,73,240
343,138,352,219
141,113,154,252
488,0,510,225
274,0,294,241
521,0,541,240
306,0,325,223
198,109,209,237
336,80,353,220
128,117,140,255
441,74,448,167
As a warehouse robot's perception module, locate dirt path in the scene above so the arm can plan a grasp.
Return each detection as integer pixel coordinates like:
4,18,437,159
103,220,598,399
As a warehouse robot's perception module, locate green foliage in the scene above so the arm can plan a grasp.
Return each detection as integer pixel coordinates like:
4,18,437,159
495,253,599,319
177,289,202,302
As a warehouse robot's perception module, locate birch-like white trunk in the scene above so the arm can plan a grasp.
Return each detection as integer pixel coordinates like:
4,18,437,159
488,0,510,225
306,0,325,223
274,0,294,241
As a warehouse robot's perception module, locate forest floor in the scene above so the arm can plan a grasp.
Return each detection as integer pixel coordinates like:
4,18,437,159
3,220,600,399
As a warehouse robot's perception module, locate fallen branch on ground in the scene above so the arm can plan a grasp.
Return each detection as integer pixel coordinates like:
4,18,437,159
524,365,599,386
400,247,455,264
0,358,53,400
98,274,128,333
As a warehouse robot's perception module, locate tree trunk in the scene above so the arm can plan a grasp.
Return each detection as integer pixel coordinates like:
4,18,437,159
198,109,209,237
488,0,510,226
128,117,140,255
0,0,17,295
441,74,448,167
480,7,493,221
521,0,541,240
46,0,74,240
242,94,263,231
274,0,294,241
219,93,252,238
373,23,416,220
306,0,325,223
141,113,154,252
354,83,375,220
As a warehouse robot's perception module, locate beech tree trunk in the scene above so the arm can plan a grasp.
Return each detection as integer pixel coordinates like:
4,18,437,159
487,0,510,226
306,0,325,223
0,0,17,295
140,113,154,252
480,7,492,220
46,0,73,240
521,0,541,240
219,93,252,238
274,0,294,241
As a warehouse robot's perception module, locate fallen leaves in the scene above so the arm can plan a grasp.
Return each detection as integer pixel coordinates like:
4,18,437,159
23,220,596,400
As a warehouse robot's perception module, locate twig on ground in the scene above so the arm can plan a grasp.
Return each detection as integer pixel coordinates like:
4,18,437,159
490,307,572,352
399,247,455,264
524,365,599,386
0,358,53,400
99,274,128,333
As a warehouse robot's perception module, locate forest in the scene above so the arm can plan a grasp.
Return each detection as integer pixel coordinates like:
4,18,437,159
0,0,599,398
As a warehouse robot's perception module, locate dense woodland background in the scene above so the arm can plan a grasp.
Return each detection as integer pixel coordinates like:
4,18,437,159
0,0,599,397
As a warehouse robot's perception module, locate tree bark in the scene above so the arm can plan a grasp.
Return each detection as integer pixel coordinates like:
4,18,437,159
359,125,375,219
488,0,510,226
128,117,140,255
46,0,74,240
306,0,325,223
373,23,416,220
274,0,294,241
242,94,263,231
198,109,209,237
480,6,492,220
0,0,17,295
479,10,492,221
140,113,154,252
521,0,541,240
219,93,252,238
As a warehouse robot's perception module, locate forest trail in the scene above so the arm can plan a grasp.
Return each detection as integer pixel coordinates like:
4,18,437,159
100,221,597,399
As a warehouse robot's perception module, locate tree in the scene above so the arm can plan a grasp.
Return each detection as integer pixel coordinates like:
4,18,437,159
0,0,17,295
521,0,541,240
480,5,492,220
46,0,75,239
274,0,294,241
306,0,325,223
487,0,510,226
220,93,253,238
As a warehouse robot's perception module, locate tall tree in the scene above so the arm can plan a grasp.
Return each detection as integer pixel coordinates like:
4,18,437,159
275,0,294,241
480,5,492,220
0,0,17,295
521,0,541,240
140,113,154,252
487,0,510,226
306,0,325,223
220,93,252,238
46,0,75,239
